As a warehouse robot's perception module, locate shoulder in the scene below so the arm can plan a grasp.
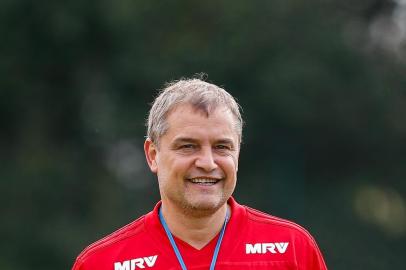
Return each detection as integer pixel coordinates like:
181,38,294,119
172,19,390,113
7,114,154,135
243,205,319,244
74,214,146,264
233,203,328,269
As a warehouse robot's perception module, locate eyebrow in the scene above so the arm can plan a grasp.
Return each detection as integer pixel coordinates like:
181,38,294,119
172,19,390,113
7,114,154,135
172,137,199,144
172,137,235,147
215,139,235,146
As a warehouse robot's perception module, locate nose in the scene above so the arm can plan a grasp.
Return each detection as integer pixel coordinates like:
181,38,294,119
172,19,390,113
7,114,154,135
195,147,218,172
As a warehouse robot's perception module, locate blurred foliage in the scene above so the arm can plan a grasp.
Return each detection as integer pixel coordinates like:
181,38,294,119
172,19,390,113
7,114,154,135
0,0,405,269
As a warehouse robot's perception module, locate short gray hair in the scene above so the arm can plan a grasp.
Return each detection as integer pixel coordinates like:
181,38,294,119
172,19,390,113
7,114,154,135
147,78,243,146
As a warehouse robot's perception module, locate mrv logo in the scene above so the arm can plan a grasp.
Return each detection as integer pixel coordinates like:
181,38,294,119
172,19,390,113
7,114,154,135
246,242,289,254
114,255,158,270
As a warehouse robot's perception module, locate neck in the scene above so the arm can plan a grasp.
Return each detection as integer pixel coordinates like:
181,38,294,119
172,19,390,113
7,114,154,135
160,202,229,250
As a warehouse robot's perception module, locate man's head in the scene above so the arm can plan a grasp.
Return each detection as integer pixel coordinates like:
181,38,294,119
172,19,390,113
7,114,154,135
144,78,243,216
146,78,243,147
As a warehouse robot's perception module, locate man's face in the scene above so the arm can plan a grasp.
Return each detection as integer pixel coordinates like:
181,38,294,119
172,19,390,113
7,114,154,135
145,104,240,215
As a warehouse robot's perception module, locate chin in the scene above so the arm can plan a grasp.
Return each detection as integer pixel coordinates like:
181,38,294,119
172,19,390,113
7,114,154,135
182,195,227,215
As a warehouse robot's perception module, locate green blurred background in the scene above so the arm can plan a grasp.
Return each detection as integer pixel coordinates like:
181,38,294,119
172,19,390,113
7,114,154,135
1,0,405,269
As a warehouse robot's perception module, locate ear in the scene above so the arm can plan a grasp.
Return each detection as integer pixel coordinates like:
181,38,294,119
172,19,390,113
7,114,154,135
144,138,158,173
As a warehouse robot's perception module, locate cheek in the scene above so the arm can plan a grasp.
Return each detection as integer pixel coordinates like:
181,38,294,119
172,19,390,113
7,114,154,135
160,155,193,176
233,155,239,169
219,155,239,173
228,152,239,169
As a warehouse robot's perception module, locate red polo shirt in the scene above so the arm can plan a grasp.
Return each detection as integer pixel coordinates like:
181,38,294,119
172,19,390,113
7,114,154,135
72,197,327,270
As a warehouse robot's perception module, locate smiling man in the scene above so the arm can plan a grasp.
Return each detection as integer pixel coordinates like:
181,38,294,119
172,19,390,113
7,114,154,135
72,78,328,270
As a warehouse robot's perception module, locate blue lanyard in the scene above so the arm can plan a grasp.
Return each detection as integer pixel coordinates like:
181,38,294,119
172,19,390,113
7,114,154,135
158,206,229,270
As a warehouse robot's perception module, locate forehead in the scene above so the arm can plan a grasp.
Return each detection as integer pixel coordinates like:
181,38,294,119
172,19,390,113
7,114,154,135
163,104,238,141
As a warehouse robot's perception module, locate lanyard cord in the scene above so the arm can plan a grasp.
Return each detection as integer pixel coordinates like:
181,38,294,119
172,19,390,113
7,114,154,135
158,206,230,270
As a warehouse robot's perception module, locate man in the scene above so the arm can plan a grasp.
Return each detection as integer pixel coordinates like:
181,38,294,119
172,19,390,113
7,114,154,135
72,78,327,270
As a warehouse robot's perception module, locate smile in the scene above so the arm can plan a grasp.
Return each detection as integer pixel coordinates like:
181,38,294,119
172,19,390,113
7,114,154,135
188,178,221,185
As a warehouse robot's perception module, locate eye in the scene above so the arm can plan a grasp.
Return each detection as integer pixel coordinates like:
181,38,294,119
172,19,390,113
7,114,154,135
178,144,197,150
215,144,231,150
175,144,198,154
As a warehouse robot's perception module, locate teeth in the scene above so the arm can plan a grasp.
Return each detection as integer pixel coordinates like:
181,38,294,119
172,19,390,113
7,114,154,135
190,178,218,184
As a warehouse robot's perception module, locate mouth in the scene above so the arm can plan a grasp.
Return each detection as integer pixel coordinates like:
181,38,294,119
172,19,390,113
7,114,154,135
187,177,222,186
